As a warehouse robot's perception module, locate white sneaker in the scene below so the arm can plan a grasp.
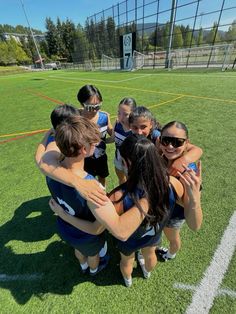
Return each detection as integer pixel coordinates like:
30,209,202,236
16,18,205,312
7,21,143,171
137,251,151,279
123,276,132,287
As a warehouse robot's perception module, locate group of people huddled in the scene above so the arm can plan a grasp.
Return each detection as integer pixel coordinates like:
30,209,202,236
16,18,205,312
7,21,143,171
35,84,202,287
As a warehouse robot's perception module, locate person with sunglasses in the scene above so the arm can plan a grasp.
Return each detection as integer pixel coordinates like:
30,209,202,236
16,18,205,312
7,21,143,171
157,120,202,262
77,85,113,187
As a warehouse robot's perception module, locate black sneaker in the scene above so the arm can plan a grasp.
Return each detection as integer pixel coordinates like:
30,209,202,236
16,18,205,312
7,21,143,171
156,247,168,255
90,254,110,276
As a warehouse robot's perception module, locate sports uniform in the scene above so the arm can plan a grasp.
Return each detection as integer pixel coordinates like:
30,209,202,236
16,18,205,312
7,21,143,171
46,174,106,256
166,162,197,228
84,111,109,178
114,186,176,256
113,121,132,171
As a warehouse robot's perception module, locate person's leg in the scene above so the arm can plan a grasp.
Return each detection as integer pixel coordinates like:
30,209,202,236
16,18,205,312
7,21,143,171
139,246,157,276
164,227,181,256
74,249,88,273
115,167,127,185
120,252,135,287
87,254,100,274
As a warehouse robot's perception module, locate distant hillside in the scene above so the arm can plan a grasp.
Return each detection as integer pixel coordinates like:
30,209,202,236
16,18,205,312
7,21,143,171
0,24,43,35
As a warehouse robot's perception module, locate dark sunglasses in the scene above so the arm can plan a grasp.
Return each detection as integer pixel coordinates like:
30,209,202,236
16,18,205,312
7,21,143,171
83,103,102,112
160,136,186,148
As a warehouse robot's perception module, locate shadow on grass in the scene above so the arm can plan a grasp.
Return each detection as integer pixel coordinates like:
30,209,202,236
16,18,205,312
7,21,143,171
0,196,121,305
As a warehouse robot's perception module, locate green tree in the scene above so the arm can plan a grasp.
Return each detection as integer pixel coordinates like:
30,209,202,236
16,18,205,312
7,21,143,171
197,27,204,46
106,17,117,56
172,26,183,48
0,41,9,65
226,20,236,42
45,17,59,56
206,22,220,45
72,24,90,63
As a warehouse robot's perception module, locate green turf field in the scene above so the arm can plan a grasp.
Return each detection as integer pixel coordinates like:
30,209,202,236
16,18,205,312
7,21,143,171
0,69,236,314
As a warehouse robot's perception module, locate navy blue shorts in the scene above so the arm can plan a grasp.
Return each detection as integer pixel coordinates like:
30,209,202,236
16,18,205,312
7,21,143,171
57,218,106,256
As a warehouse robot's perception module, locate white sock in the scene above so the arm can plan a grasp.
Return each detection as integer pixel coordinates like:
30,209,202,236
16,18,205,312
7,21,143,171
99,241,107,258
123,276,132,287
80,262,88,270
166,251,176,259
90,267,98,274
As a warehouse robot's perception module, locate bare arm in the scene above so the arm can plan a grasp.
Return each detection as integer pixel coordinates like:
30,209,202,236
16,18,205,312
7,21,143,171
87,197,148,241
36,142,109,206
35,129,54,165
178,161,202,231
49,198,105,235
169,143,203,176
107,113,113,136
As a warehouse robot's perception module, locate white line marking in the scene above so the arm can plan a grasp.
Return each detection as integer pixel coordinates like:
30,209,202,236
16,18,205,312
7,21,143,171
185,211,236,314
48,74,151,83
146,73,236,79
0,273,43,281
174,283,236,298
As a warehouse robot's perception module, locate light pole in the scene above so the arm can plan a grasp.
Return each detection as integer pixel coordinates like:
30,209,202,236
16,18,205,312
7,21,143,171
19,0,44,69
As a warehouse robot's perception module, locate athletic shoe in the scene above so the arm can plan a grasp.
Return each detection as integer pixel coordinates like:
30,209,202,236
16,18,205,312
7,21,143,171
90,254,110,276
137,251,151,279
158,252,175,262
81,267,89,274
156,247,168,255
123,276,132,288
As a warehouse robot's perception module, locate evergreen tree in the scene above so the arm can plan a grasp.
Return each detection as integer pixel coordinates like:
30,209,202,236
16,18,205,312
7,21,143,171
45,17,59,56
226,20,236,43
205,22,220,45
197,28,203,46
106,17,117,56
172,26,183,48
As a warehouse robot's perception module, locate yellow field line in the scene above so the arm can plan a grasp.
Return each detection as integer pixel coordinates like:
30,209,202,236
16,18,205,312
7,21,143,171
0,129,48,138
109,96,185,120
48,77,236,104
1,96,183,138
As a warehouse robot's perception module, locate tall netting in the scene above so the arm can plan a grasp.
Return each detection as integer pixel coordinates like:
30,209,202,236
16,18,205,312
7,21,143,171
70,0,236,71
101,55,119,70
171,44,235,70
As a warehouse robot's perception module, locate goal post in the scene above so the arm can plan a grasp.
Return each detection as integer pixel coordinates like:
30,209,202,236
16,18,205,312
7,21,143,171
101,54,118,70
132,50,145,71
171,44,235,70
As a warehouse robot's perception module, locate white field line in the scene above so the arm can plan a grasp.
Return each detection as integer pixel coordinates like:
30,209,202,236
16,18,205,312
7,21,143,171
174,283,236,298
148,73,236,79
185,210,236,314
48,74,151,83
0,273,43,281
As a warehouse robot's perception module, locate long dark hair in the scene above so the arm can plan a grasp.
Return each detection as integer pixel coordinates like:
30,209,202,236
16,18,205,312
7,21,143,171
111,134,170,226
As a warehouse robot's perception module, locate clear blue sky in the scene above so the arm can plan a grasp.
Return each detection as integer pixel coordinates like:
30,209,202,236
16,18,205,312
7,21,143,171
0,0,119,31
0,0,235,32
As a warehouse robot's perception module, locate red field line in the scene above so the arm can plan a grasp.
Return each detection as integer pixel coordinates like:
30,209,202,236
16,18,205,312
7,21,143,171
0,129,47,145
25,88,64,104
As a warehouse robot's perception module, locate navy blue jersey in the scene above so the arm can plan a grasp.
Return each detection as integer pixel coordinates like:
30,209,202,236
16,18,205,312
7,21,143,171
93,111,109,158
114,121,132,159
47,174,95,221
114,186,176,253
46,173,100,243
46,134,55,145
170,162,198,220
